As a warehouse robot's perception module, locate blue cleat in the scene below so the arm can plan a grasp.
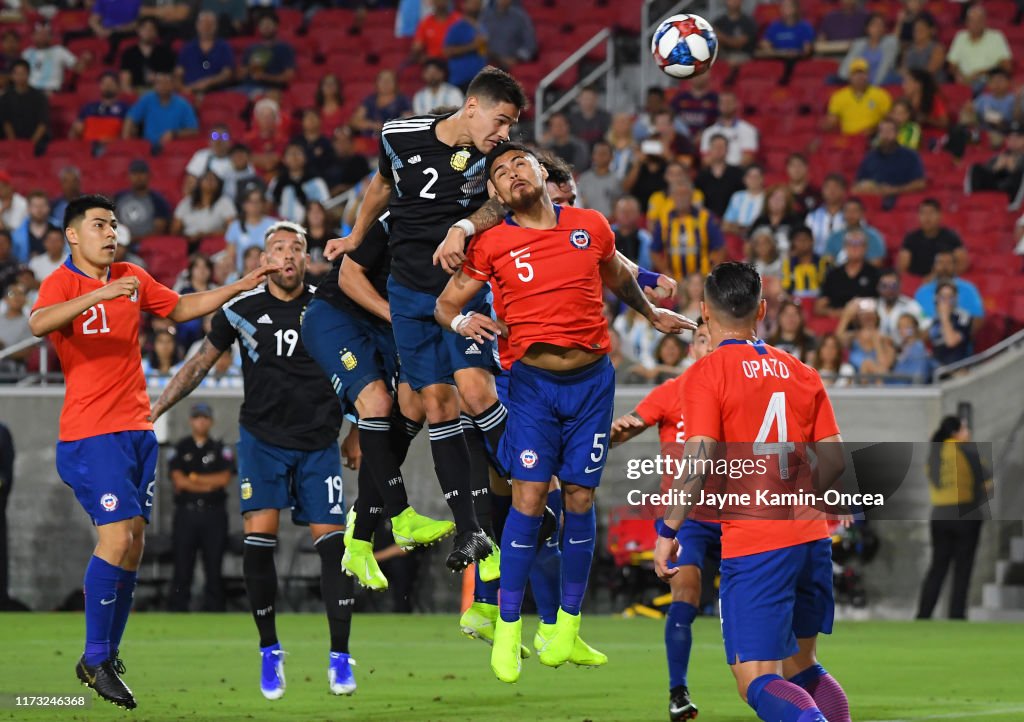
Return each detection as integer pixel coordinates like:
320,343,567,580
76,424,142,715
328,652,357,695
259,644,286,700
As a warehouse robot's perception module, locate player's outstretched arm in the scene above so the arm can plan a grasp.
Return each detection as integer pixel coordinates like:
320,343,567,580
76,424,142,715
610,411,650,446
149,339,224,422
599,254,696,335
338,255,390,323
433,197,506,274
167,263,279,323
29,276,141,337
324,173,393,260
435,270,502,344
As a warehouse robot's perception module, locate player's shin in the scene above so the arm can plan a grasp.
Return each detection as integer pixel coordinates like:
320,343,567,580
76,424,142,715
243,533,279,648
428,418,480,533
357,418,410,517
499,508,543,622
560,506,597,615
789,664,851,722
665,602,698,689
108,568,138,659
315,531,354,654
82,556,123,665
352,464,383,543
747,674,828,722
471,401,509,477
529,541,561,624
464,416,500,580
390,413,423,466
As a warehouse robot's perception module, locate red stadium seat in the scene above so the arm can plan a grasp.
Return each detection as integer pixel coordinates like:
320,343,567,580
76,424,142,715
138,236,189,287
199,236,226,257
0,140,35,161
101,138,152,159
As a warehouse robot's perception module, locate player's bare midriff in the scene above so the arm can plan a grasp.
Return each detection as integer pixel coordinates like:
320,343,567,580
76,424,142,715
520,343,602,372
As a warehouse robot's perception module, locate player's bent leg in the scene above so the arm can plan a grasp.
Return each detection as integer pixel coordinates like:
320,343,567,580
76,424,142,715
243,510,286,700
784,640,851,722
311,524,357,696
454,366,508,476
734,659,828,722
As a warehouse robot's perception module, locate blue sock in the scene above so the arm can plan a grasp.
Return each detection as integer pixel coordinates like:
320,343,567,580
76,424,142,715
498,507,542,622
473,565,499,606
747,673,826,722
665,601,697,689
529,540,561,624
83,556,123,665
108,568,138,656
560,506,596,615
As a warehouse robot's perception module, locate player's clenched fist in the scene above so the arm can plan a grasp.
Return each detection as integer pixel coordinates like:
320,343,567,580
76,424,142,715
323,236,355,261
238,263,282,290
452,310,502,344
432,227,468,274
95,276,140,300
650,308,697,335
654,535,680,581
644,274,678,303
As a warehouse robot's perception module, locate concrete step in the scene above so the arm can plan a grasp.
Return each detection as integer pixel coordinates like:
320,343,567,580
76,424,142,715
1010,536,1024,563
969,606,1024,622
982,582,1024,609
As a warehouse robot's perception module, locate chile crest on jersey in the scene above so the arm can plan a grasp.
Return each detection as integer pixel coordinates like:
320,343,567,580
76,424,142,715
569,229,591,250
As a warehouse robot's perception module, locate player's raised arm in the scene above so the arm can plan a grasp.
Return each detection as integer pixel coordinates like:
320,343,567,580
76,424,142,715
325,172,394,261
167,263,279,323
435,269,502,344
599,252,696,335
610,411,651,445
149,338,225,422
338,255,391,323
433,197,506,274
29,276,139,337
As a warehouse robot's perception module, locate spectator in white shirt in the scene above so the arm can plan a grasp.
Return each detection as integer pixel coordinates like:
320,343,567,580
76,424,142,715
805,173,848,254
184,124,236,196
876,267,926,342
946,5,1012,90
722,163,766,235
22,22,81,93
412,58,464,116
26,227,66,282
699,91,759,166
0,171,27,232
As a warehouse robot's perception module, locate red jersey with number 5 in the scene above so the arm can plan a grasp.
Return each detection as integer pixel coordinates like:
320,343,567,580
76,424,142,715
680,339,840,558
463,205,616,363
33,259,180,441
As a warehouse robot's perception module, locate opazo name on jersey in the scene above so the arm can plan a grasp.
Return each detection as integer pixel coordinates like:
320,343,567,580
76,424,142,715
208,284,342,451
378,113,487,296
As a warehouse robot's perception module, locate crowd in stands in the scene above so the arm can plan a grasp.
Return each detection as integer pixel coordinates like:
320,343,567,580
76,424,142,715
0,0,1022,387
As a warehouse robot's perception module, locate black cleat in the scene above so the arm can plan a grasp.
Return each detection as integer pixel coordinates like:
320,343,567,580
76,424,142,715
669,685,698,721
76,656,137,710
445,529,493,572
536,505,557,549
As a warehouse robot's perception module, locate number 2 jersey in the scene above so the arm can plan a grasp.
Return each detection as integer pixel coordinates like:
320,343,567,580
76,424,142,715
680,339,840,558
463,205,616,363
33,259,180,442
378,113,488,296
208,284,341,451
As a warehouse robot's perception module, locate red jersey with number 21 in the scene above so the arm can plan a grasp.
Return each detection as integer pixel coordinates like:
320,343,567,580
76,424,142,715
33,259,180,442
681,340,840,558
463,205,616,363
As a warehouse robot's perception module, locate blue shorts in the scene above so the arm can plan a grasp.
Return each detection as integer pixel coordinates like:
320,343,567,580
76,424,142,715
500,356,615,487
56,430,159,526
660,519,722,569
719,538,835,664
237,425,346,526
301,298,401,415
387,277,499,390
494,368,510,407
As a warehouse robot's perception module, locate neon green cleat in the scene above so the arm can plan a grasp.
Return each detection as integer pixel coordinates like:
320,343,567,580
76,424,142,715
534,622,608,668
490,617,523,684
537,608,584,668
390,507,455,550
477,539,501,582
342,506,363,549
459,602,531,658
341,538,388,591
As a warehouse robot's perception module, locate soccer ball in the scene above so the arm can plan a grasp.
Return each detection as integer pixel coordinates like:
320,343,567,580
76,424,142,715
651,14,718,79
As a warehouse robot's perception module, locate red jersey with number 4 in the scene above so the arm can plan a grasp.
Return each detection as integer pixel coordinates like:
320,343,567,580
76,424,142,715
33,259,180,442
680,339,840,558
635,373,718,522
463,205,616,363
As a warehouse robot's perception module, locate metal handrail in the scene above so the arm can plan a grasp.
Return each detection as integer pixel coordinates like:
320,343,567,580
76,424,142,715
533,28,616,141
934,327,1024,381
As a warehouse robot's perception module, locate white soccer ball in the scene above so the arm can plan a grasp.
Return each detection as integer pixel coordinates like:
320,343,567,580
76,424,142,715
651,13,719,79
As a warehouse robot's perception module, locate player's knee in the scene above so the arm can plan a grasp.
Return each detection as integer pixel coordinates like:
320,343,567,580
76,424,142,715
511,481,548,516
420,386,457,421
357,384,393,419
561,484,595,514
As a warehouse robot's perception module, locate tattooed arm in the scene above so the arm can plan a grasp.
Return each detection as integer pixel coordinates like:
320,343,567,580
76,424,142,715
432,197,507,274
148,339,225,422
599,252,695,335
654,436,717,580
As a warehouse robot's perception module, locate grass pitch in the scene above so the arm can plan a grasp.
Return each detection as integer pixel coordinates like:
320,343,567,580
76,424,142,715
1,613,1023,721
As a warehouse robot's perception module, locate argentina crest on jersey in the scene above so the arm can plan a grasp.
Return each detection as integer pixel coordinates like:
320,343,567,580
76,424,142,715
569,229,592,250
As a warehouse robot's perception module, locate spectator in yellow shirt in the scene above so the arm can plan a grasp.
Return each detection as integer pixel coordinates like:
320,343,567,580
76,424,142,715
822,58,892,135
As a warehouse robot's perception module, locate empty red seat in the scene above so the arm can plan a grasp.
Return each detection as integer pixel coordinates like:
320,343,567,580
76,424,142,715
101,138,152,159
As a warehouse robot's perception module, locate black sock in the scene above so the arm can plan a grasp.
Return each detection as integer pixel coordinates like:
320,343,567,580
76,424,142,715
358,418,409,517
315,531,354,654
243,533,278,648
491,490,512,544
391,413,422,467
471,401,508,477
462,414,493,537
353,462,383,542
428,418,480,534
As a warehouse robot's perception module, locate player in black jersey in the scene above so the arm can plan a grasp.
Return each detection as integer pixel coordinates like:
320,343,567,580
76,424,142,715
151,222,358,701
302,214,455,590
328,67,528,574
